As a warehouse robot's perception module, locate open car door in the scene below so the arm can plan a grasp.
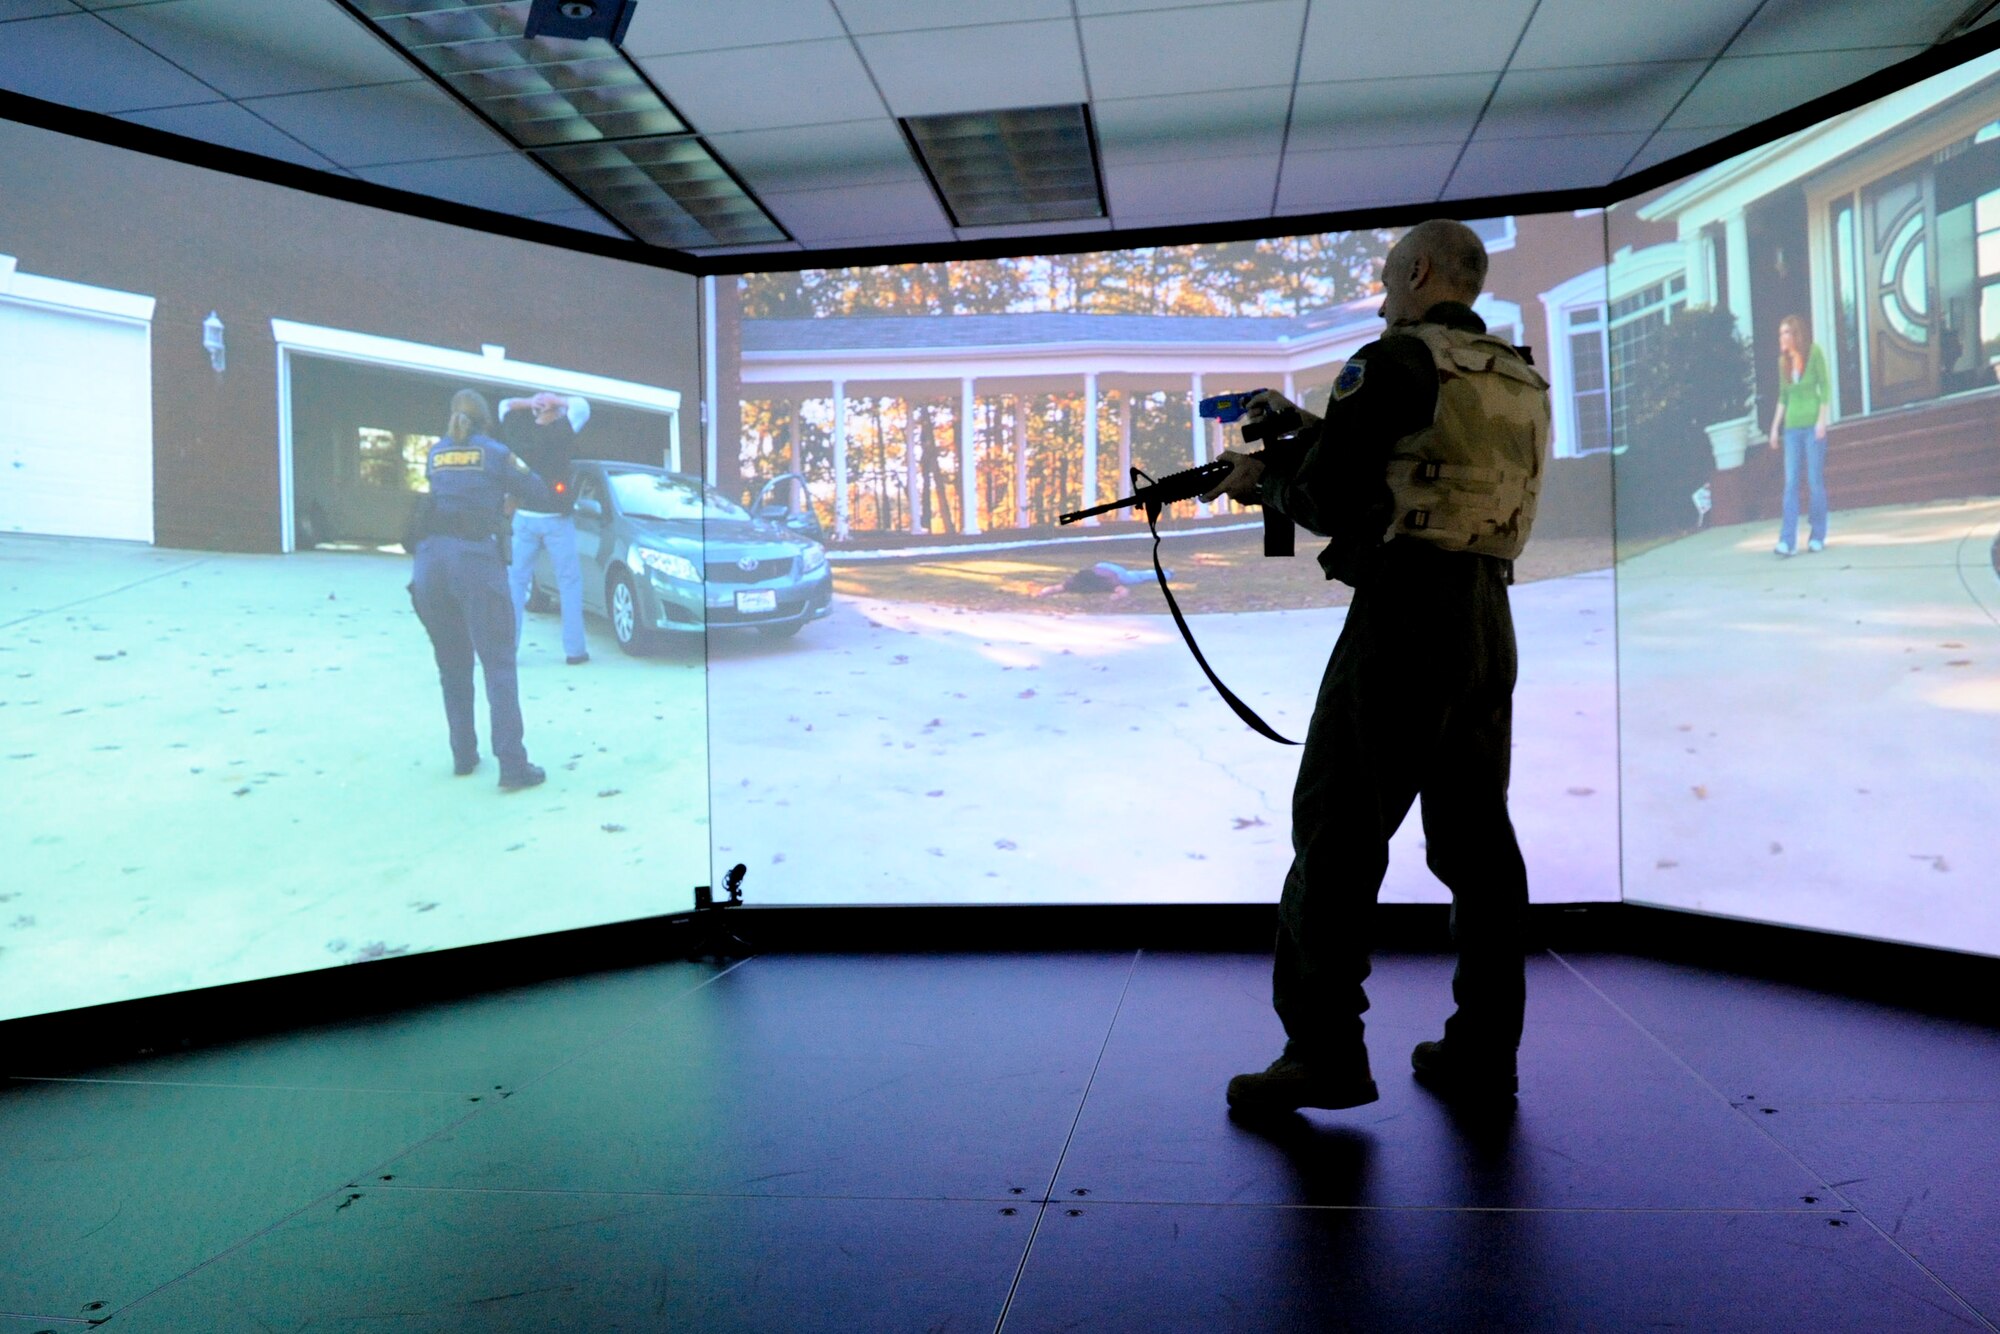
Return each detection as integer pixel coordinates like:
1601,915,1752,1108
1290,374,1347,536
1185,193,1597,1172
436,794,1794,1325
752,472,826,541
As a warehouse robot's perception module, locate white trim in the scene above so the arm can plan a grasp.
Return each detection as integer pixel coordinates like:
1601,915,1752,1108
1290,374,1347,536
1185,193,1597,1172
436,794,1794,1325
277,345,295,554
0,253,156,323
1470,215,1518,254
703,275,719,482
1637,51,2000,230
267,319,681,414
1605,242,1689,296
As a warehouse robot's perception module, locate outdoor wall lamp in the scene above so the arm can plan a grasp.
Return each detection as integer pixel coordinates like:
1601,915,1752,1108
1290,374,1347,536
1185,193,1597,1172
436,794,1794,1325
202,311,225,373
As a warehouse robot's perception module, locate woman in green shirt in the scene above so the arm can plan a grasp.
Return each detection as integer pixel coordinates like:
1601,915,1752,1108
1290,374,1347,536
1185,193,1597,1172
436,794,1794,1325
1766,313,1831,555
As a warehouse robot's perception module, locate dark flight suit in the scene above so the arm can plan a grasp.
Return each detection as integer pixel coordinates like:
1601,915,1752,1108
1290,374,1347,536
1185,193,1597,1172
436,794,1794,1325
410,433,555,780
1258,300,1531,1066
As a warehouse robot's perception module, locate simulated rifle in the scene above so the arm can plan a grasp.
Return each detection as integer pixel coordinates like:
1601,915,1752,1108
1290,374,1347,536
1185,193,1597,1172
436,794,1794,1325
1055,390,1313,745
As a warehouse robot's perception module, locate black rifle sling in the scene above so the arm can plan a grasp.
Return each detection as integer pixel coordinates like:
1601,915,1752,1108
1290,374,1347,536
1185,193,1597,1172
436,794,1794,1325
1143,497,1298,746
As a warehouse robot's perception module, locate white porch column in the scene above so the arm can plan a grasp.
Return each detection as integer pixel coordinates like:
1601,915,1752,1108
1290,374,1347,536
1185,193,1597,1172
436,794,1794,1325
1014,399,1030,529
1080,371,1100,526
832,380,849,541
1724,215,1753,343
1117,391,1133,489
1189,373,1209,517
960,376,979,535
907,400,923,535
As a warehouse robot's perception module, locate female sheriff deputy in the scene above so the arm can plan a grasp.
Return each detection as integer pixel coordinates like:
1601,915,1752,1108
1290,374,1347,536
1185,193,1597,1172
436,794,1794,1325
406,388,558,791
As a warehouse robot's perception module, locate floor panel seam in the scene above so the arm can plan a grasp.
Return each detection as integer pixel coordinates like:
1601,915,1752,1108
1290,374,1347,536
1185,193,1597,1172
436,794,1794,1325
1549,951,2000,1334
993,948,1143,1334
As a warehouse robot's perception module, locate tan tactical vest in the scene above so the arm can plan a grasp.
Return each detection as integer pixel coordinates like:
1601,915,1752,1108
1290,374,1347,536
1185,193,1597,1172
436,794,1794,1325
1382,323,1552,561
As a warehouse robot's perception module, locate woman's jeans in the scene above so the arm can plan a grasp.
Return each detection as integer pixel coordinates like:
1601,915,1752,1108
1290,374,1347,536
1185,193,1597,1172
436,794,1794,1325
1779,426,1828,548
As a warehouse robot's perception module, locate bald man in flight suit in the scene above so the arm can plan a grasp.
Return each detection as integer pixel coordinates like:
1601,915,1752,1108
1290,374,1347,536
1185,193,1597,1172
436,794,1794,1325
1204,219,1553,1113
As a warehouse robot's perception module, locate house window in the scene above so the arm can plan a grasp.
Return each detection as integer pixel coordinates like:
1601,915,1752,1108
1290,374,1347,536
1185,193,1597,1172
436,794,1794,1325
1566,307,1611,454
1608,275,1687,447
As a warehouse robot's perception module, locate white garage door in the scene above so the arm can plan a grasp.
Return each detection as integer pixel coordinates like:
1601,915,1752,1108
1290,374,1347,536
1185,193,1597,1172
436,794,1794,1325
0,265,155,543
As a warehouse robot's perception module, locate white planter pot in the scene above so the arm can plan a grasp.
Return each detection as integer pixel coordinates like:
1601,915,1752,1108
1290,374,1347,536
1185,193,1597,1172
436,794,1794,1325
1704,414,1756,471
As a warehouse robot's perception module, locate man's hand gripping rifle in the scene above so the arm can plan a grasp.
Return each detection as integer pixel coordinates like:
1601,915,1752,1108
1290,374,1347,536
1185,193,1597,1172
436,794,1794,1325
1054,389,1316,745
1058,389,1308,555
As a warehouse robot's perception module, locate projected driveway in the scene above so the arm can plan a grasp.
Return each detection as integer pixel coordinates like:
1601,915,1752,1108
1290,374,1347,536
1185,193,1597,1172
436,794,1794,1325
0,537,709,1021
1616,497,2000,956
703,547,1624,909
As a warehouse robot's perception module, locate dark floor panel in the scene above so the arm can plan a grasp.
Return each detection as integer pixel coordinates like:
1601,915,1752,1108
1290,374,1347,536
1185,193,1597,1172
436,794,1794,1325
10,961,726,1097
0,1077,476,1317
1743,1100,2000,1324
100,1186,1031,1333
1558,954,2000,1103
381,953,1137,1200
1054,953,1827,1208
1003,1202,1989,1333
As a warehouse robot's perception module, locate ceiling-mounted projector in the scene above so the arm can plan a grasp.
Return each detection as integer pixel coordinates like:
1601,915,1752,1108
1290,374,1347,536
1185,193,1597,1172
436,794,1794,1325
523,0,637,43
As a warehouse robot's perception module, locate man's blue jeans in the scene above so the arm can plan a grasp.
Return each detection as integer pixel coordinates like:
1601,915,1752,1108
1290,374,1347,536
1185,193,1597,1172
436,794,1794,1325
1779,426,1828,548
508,511,587,658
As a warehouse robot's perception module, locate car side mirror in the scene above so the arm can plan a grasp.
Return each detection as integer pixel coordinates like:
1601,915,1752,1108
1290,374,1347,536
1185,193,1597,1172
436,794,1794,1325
574,497,603,520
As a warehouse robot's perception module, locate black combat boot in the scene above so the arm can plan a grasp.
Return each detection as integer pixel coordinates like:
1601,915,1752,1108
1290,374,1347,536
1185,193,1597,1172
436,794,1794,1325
1227,1048,1378,1113
1410,1039,1518,1100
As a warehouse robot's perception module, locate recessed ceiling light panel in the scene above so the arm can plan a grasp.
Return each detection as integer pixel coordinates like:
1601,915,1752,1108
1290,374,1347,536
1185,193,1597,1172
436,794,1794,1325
537,137,790,248
903,104,1106,228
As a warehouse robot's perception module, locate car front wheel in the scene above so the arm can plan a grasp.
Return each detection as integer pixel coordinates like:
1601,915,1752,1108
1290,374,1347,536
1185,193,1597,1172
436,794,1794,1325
608,568,656,656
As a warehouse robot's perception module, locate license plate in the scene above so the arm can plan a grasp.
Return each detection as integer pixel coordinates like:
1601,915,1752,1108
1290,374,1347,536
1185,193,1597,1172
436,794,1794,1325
735,589,777,614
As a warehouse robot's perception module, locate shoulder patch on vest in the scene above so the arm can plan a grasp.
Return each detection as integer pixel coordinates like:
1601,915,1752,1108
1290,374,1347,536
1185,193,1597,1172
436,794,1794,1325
1332,359,1367,401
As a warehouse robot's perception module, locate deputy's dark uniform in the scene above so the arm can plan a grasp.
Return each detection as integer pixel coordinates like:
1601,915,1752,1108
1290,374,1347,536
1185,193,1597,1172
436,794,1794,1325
1258,299,1541,1071
409,433,555,786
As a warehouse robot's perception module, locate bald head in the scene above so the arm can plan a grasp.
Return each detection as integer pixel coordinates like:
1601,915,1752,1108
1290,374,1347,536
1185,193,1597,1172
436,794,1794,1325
1379,218,1488,324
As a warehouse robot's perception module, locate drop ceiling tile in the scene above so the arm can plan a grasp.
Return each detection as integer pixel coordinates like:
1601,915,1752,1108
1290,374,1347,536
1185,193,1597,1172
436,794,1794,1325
96,0,411,100
1622,126,1752,179
1287,73,1492,152
636,40,883,133
118,99,342,171
1105,152,1278,221
528,207,629,240
709,118,921,193
620,0,847,57
1512,0,1757,68
245,79,513,168
355,151,584,215
1665,47,1928,130
1731,0,1972,56
857,20,1085,116
1081,0,1303,100
0,2,74,20
1447,131,1650,198
1276,142,1461,212
1094,86,1291,165
838,0,1073,33
759,180,953,243
1479,62,1707,140
1298,0,1535,83
0,11,220,113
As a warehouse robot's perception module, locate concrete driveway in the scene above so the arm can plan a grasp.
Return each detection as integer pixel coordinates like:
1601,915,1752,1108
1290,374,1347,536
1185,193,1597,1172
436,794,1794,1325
1616,497,2000,958
705,563,1622,909
0,536,709,1022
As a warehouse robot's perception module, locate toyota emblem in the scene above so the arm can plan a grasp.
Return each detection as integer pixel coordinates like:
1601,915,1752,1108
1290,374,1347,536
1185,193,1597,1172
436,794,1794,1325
737,556,760,572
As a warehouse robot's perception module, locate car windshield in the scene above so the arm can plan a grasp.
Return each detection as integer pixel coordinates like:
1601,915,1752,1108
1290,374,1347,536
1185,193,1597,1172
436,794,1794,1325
606,470,749,522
